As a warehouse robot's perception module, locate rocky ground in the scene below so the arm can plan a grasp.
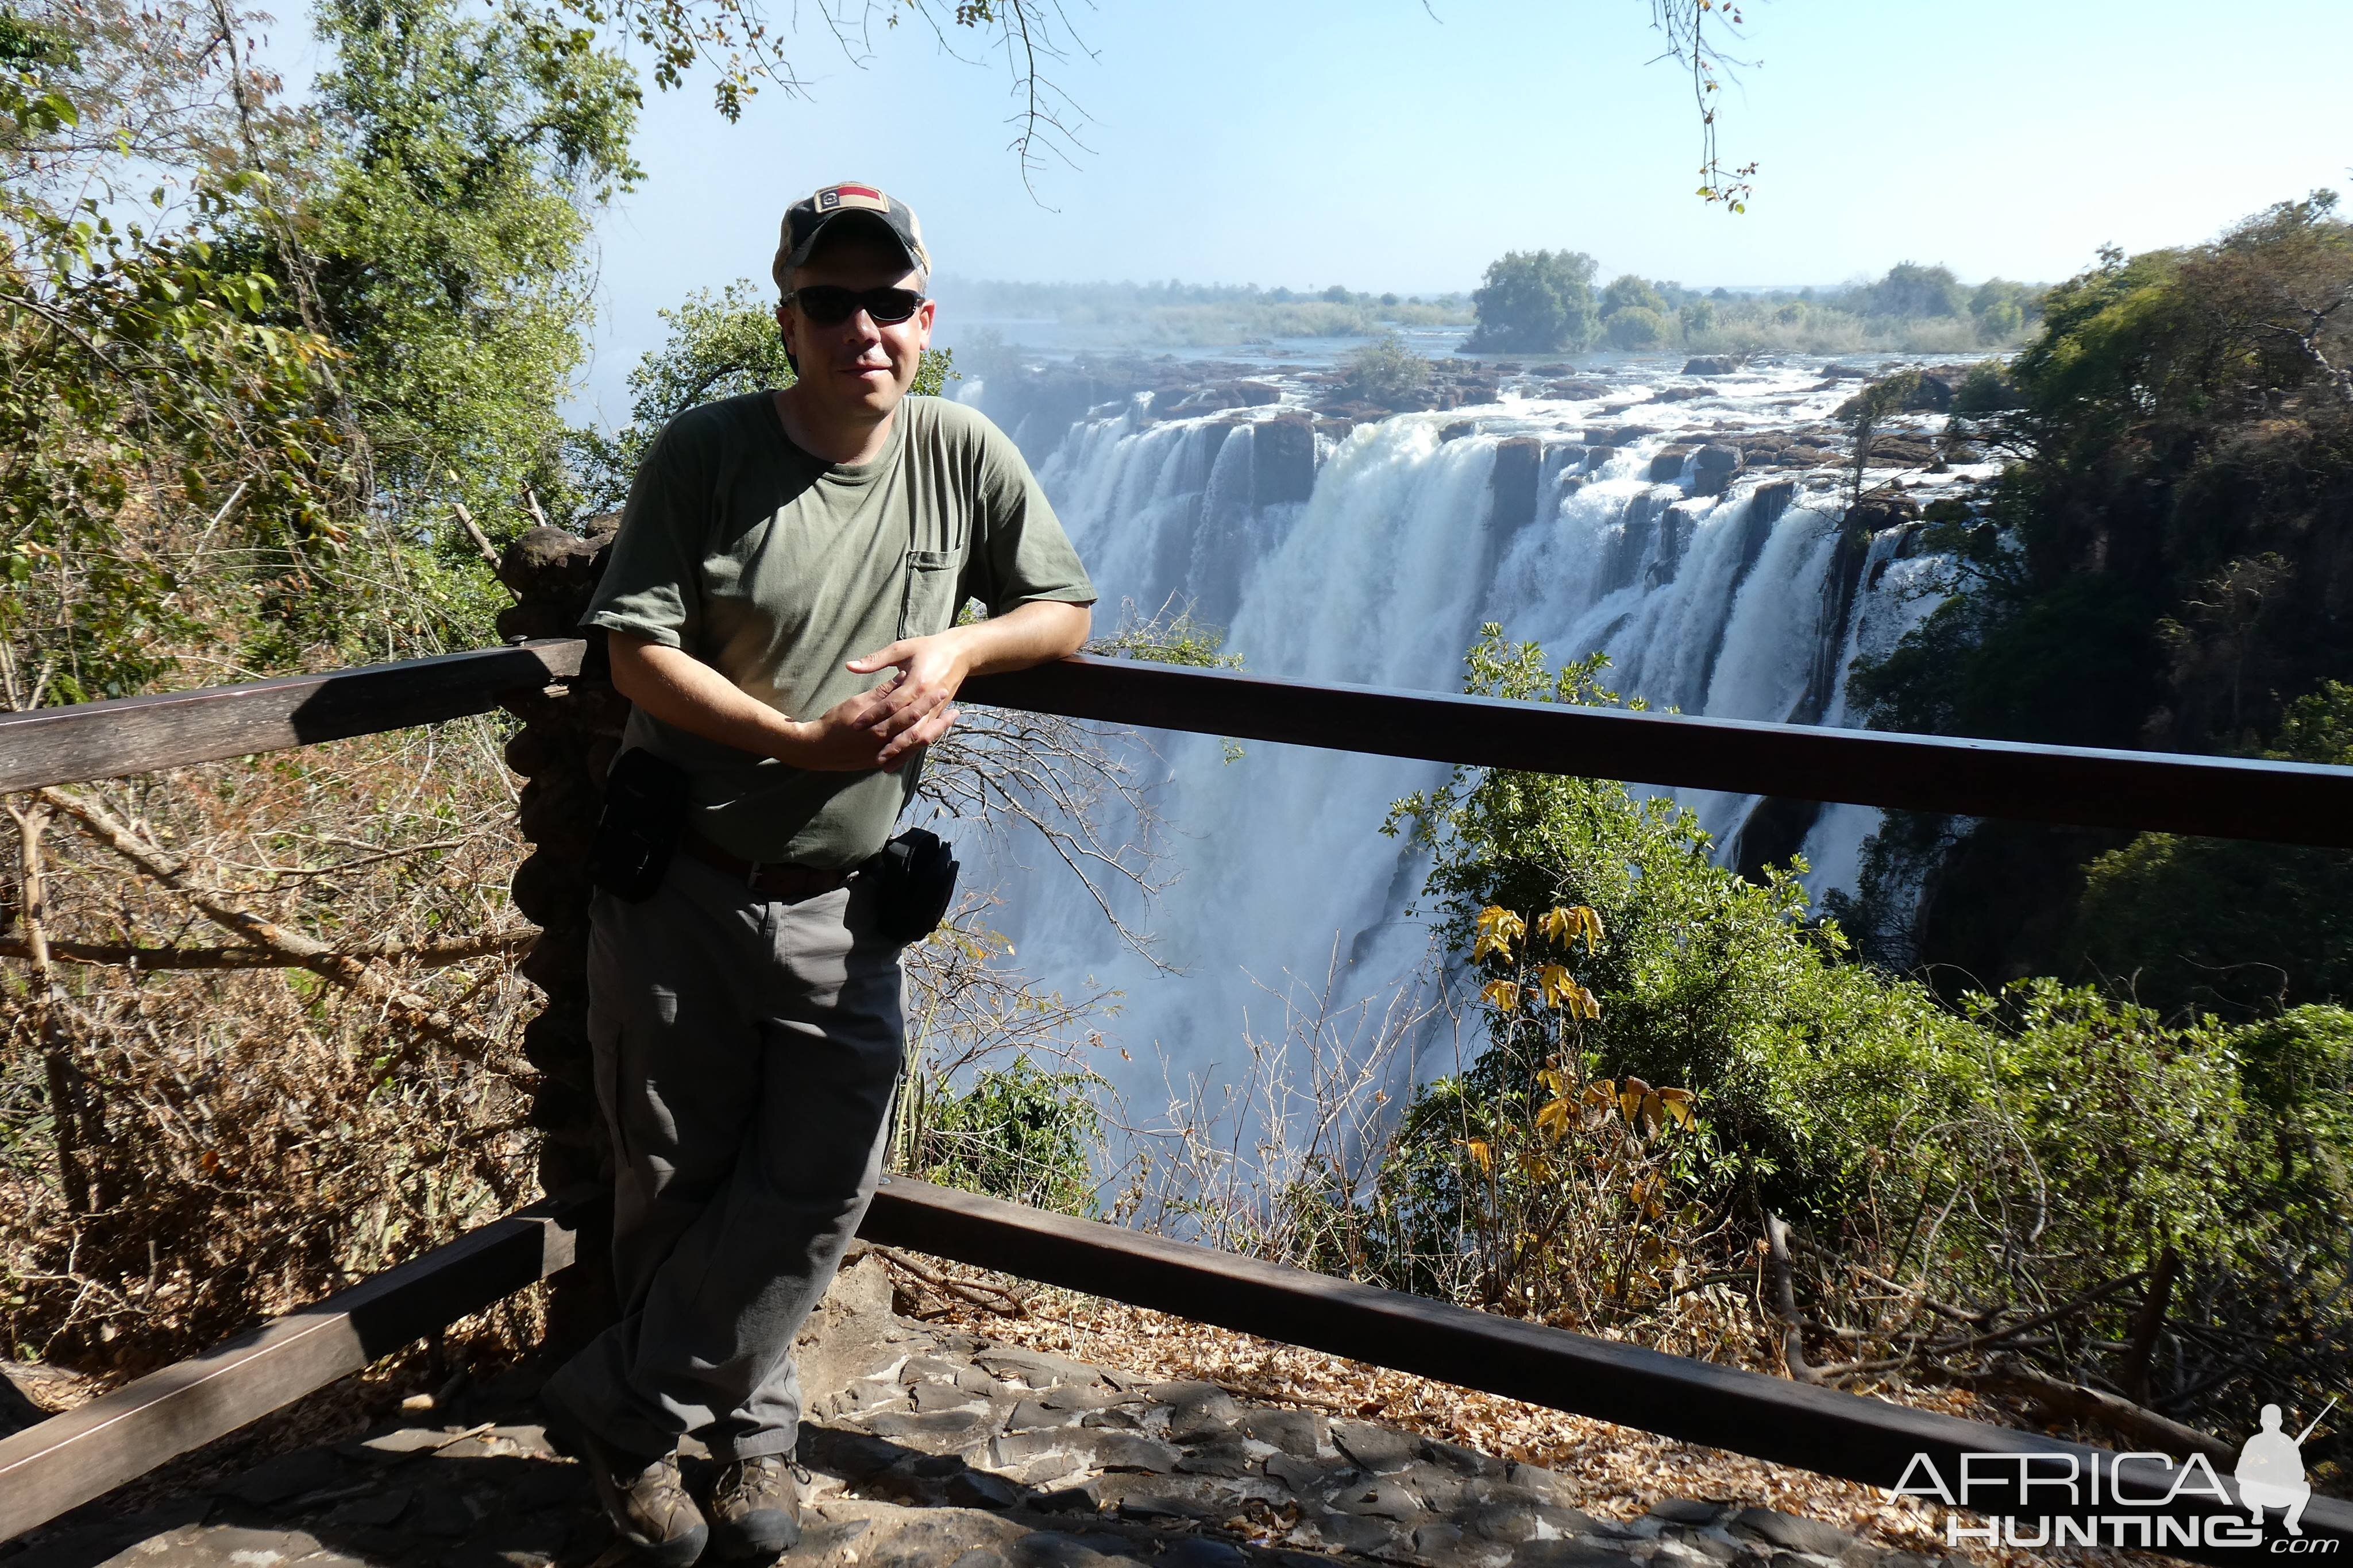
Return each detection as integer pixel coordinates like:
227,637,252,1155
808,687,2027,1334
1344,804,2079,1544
5,1248,2003,1568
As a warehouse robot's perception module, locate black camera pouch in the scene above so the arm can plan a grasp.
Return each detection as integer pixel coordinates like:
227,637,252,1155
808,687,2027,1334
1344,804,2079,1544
864,828,959,945
587,748,691,902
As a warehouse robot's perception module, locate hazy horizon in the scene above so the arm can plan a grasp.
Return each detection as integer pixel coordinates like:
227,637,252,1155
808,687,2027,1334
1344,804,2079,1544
552,0,2350,423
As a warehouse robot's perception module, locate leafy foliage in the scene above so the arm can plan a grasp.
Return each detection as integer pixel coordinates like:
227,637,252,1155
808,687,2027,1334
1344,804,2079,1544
1849,192,2353,991
1859,261,1964,318
1338,628,2353,1437
1382,626,1988,1217
238,0,641,600
1599,273,1667,319
913,1055,1103,1216
0,21,350,705
1336,329,1432,408
1463,249,1599,354
1602,304,1669,351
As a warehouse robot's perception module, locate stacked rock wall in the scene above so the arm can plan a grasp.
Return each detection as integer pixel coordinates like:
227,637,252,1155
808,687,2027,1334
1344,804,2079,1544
493,519,622,1350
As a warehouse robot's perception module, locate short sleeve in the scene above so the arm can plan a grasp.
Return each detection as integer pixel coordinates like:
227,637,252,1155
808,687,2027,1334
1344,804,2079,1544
963,420,1097,614
581,420,705,649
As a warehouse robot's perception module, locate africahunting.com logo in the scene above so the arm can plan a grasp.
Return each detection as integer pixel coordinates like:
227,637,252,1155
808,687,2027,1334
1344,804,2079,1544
1891,1399,2339,1553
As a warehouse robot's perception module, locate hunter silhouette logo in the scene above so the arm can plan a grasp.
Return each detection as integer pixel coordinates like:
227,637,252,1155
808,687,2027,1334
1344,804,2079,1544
2240,1399,2335,1538
1891,1396,2340,1552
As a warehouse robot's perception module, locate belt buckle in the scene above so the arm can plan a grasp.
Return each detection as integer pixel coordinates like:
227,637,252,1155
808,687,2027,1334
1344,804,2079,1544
744,858,765,891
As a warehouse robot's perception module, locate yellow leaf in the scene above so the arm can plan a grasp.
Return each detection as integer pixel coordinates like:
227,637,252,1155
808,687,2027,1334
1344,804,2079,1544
1536,1095,1572,1140
1583,1079,1616,1109
1541,904,1605,951
1534,963,1579,1010
1482,979,1522,1013
1473,906,1525,958
1458,1137,1494,1177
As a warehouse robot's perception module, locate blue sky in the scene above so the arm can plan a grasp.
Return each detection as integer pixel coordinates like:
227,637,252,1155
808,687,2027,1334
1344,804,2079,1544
565,0,2350,421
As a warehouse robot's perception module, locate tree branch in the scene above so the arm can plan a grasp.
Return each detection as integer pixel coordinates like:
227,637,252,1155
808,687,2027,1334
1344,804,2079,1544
32,786,512,1067
0,929,536,971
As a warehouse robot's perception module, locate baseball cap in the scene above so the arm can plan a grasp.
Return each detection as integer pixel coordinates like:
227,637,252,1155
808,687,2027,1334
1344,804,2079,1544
773,183,932,289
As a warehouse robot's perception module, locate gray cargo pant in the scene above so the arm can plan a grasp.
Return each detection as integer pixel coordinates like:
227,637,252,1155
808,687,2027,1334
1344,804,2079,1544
543,853,904,1462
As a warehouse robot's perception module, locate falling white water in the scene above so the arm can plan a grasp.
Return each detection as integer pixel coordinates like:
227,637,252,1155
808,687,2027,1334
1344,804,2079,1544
962,355,1988,1098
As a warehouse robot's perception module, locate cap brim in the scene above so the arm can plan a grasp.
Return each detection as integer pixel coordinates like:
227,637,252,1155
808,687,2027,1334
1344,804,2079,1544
785,209,921,275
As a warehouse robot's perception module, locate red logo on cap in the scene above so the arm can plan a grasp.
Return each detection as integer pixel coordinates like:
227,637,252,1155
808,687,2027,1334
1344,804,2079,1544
830,184,881,202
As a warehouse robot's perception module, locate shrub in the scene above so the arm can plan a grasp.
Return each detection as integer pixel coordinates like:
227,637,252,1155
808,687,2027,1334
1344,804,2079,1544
913,1056,1103,1216
1950,360,2023,412
1382,627,1989,1218
1338,330,1434,407
1603,305,1669,350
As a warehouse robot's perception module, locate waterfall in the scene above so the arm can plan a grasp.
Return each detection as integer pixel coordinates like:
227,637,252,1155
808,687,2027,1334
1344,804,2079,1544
966,357,1973,1095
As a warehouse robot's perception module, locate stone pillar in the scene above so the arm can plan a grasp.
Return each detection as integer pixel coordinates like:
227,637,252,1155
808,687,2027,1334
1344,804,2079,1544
493,518,622,1354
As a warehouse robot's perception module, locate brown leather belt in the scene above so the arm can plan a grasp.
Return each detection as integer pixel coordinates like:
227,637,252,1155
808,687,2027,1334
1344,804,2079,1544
680,829,853,899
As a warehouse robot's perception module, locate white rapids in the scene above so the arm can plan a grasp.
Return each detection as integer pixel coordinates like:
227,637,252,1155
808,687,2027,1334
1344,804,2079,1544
959,353,1983,1101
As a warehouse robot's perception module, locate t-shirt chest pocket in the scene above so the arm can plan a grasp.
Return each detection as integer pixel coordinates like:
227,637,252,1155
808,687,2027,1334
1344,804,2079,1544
900,549,960,639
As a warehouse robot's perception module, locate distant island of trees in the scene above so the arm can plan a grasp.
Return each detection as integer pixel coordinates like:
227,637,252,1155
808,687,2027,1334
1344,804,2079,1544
936,260,2043,355
1463,250,2042,357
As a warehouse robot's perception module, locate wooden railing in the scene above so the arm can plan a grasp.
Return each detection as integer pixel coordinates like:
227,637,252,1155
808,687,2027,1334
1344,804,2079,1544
7,639,2352,842
3,640,2348,1563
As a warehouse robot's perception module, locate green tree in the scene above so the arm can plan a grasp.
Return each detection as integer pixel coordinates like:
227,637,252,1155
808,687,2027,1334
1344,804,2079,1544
1599,273,1667,318
913,1055,1103,1215
1849,192,2353,988
570,280,956,512
1837,370,1923,505
255,0,642,575
1969,277,2038,341
1859,261,1965,318
0,29,349,704
1464,249,1598,354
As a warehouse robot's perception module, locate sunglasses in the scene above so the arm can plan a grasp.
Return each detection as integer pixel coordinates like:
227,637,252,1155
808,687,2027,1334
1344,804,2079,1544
784,285,928,326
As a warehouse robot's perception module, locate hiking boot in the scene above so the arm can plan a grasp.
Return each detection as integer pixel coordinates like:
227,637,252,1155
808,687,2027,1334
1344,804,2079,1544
707,1451,805,1561
541,1398,708,1567
588,1444,709,1566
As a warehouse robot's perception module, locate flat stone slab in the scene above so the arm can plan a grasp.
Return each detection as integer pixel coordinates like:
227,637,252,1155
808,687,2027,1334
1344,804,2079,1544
11,1266,1939,1568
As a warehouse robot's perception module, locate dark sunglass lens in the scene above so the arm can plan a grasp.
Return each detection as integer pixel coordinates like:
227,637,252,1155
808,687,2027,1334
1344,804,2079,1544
791,286,924,325
793,287,858,325
865,288,924,323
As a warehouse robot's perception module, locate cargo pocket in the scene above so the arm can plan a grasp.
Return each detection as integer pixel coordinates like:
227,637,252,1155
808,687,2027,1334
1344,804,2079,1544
899,549,959,640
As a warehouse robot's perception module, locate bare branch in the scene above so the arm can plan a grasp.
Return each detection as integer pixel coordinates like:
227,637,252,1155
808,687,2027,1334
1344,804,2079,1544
31,786,514,1067
0,929,537,971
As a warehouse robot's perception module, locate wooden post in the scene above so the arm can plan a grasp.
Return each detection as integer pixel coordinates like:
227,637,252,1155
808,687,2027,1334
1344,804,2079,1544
493,519,625,1355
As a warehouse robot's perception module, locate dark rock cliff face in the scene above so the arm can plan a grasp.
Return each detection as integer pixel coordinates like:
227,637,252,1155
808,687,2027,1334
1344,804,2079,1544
1251,416,1317,508
1730,492,1918,884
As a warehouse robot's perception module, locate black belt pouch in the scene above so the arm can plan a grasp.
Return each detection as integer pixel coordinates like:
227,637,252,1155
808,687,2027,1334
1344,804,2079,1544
587,748,691,902
864,828,960,945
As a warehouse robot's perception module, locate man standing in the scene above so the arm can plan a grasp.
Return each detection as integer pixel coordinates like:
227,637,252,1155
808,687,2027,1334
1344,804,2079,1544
541,183,1094,1565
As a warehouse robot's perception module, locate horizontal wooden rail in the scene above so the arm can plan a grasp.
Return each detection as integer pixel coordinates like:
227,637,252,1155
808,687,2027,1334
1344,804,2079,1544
865,1177,2350,1567
0,1191,602,1543
965,656,2353,848
0,641,585,795
8,1177,2340,1561
6,641,2348,846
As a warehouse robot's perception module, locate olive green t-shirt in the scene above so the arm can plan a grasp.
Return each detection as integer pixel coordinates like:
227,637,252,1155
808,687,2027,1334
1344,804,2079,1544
583,393,1095,868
